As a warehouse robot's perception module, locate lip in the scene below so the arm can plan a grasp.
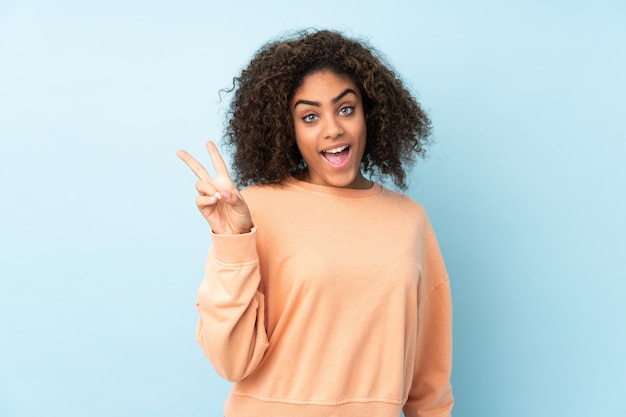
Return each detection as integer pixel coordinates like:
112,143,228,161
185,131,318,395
320,144,352,169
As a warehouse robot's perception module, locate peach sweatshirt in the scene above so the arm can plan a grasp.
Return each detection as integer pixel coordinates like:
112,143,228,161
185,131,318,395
195,178,453,417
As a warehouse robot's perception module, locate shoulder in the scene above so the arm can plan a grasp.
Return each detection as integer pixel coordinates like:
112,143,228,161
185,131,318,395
240,182,287,201
379,186,429,219
240,182,294,214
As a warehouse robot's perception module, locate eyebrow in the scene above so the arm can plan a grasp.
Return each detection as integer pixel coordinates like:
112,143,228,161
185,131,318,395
293,88,357,109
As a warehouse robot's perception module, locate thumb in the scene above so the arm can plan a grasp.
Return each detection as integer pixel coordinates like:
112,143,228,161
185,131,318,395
222,190,253,234
220,190,233,202
221,190,246,210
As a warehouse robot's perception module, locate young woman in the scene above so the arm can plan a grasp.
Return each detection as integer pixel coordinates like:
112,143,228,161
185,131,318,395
178,29,453,417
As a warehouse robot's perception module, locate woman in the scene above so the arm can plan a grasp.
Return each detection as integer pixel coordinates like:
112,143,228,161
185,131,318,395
178,29,453,417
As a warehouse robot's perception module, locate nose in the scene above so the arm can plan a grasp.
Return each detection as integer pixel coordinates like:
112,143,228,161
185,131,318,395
323,116,344,139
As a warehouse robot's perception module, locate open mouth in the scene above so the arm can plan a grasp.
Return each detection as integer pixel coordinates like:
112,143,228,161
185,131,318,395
321,145,350,167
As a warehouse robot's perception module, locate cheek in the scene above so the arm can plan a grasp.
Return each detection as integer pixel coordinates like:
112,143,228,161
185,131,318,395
294,127,316,153
354,117,367,143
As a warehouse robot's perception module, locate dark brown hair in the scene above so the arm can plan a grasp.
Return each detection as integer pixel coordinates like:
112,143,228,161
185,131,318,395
224,29,431,190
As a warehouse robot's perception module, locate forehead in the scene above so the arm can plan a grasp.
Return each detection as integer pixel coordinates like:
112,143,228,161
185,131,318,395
292,70,360,98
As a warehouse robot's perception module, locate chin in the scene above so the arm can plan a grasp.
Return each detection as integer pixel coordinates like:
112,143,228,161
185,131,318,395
327,173,362,189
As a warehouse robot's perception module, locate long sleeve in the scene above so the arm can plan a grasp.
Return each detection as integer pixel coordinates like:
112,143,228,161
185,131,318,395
195,227,269,382
403,221,454,417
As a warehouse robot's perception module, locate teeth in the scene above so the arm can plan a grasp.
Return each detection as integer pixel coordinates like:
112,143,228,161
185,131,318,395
323,145,349,154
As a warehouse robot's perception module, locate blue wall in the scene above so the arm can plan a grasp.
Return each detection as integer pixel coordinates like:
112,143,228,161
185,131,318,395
1,1,624,416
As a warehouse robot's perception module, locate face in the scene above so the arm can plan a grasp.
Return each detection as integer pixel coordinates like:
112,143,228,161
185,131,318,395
290,70,369,189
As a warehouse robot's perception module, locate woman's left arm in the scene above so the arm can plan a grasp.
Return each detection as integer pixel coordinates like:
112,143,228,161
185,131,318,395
403,220,454,417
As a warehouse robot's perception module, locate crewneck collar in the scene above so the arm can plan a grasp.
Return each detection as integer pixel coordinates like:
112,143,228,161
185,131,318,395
284,176,383,199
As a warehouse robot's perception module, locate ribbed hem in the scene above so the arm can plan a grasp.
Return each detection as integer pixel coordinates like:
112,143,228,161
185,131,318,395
224,393,404,417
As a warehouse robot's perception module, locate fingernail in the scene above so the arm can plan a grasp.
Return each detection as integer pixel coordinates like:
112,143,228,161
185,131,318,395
214,192,221,199
222,191,231,200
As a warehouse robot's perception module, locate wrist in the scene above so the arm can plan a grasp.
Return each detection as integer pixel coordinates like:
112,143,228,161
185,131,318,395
210,223,253,235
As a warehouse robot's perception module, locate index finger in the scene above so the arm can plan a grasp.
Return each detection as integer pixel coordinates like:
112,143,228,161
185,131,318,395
205,141,231,178
176,149,212,180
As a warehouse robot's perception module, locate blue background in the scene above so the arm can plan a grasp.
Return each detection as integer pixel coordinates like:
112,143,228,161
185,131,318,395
1,1,624,416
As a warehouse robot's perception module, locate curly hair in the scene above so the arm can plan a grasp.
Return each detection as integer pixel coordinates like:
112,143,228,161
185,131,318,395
223,29,431,190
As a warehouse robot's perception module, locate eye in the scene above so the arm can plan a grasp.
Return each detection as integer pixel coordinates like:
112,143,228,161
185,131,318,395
339,106,354,116
303,114,318,123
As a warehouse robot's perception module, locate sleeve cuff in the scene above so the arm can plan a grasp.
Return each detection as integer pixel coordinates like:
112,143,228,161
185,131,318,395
210,226,258,264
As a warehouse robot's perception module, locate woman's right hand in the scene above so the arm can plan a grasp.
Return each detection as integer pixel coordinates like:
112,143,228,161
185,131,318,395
177,141,253,235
